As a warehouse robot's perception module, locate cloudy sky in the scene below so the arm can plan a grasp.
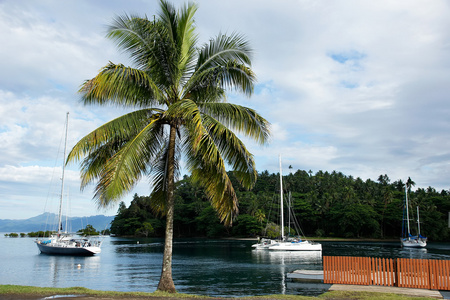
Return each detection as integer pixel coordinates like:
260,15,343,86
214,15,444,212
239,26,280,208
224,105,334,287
1,0,449,220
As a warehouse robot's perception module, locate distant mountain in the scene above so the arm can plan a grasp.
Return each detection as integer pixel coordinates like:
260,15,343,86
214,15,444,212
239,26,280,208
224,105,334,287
0,213,114,233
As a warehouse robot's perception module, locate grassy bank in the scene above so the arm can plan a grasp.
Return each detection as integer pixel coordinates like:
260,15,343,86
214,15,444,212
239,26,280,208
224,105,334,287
0,285,438,300
0,285,209,299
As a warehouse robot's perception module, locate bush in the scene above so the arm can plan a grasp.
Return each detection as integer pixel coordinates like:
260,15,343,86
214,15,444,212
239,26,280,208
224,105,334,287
315,229,325,237
265,222,280,239
27,231,53,237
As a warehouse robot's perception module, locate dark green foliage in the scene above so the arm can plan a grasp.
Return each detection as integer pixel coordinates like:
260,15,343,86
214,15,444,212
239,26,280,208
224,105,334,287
4,233,19,237
27,231,53,237
110,170,450,241
110,194,164,236
231,214,261,237
195,206,226,238
77,224,100,236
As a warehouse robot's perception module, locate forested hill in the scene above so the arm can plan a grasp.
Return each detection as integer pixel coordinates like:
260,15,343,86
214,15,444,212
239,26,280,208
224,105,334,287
110,170,450,241
0,213,113,233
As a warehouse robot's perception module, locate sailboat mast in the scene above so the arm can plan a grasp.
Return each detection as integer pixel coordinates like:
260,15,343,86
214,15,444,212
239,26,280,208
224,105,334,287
417,206,421,236
405,185,411,237
58,112,69,235
288,191,291,237
279,155,284,240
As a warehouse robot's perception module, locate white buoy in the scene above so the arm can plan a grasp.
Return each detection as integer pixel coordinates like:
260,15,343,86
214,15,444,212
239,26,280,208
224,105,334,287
77,264,81,269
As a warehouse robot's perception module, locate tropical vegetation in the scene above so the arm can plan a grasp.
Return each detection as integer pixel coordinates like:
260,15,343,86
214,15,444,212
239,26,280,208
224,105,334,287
111,170,450,242
77,224,101,236
67,0,269,293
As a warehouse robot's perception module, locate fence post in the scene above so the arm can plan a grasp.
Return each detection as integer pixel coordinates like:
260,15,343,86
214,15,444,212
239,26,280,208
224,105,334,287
389,258,394,286
429,259,434,290
394,258,399,287
442,260,449,290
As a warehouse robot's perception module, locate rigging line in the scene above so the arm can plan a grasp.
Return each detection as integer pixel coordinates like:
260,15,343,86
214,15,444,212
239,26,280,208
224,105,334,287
290,205,307,239
262,193,276,236
41,115,68,235
282,191,308,239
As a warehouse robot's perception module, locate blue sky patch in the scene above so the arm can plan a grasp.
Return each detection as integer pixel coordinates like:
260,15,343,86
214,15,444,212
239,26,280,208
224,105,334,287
329,50,366,64
340,80,359,89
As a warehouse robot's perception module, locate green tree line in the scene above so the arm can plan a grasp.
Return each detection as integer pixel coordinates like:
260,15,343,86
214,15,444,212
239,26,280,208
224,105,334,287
4,226,109,238
111,170,450,241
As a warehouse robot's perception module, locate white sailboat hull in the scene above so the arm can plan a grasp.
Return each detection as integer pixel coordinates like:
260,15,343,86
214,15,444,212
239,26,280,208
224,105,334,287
401,238,427,248
265,241,321,251
36,242,101,256
252,239,278,250
35,234,102,256
252,239,322,251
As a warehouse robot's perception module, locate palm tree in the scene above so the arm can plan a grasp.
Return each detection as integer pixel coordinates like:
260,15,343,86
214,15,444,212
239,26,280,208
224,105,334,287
406,177,416,192
67,0,270,293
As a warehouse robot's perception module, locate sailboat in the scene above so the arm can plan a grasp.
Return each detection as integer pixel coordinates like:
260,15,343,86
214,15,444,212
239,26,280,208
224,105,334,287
401,185,427,248
252,156,321,251
35,112,102,256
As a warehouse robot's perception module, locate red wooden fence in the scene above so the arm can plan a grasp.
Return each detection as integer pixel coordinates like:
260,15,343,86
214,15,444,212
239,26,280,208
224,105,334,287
323,256,450,290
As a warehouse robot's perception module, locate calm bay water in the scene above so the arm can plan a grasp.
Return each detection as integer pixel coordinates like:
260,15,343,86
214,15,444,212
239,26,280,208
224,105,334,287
1,235,450,297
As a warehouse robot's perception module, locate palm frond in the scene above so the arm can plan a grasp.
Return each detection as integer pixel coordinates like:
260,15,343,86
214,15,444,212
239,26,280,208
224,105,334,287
67,109,162,162
200,102,270,145
158,0,199,97
79,63,163,107
197,32,253,69
107,14,162,71
183,124,239,226
175,2,198,82
188,154,238,227
148,137,182,216
186,35,256,97
200,114,257,189
92,118,166,207
107,12,177,92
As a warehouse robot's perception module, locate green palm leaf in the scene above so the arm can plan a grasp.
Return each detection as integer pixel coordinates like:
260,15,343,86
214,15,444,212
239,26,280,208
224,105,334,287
200,102,270,144
80,63,163,107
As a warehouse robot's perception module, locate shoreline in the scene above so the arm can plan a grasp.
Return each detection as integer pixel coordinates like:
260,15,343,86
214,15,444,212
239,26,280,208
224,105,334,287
2,234,404,243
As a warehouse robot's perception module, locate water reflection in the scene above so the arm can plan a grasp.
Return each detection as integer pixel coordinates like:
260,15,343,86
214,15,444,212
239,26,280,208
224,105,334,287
32,254,101,287
251,250,323,295
108,238,163,292
252,250,322,266
399,247,428,259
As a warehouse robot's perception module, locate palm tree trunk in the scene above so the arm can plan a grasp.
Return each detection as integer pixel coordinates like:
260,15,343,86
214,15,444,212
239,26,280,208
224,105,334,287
157,125,177,293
